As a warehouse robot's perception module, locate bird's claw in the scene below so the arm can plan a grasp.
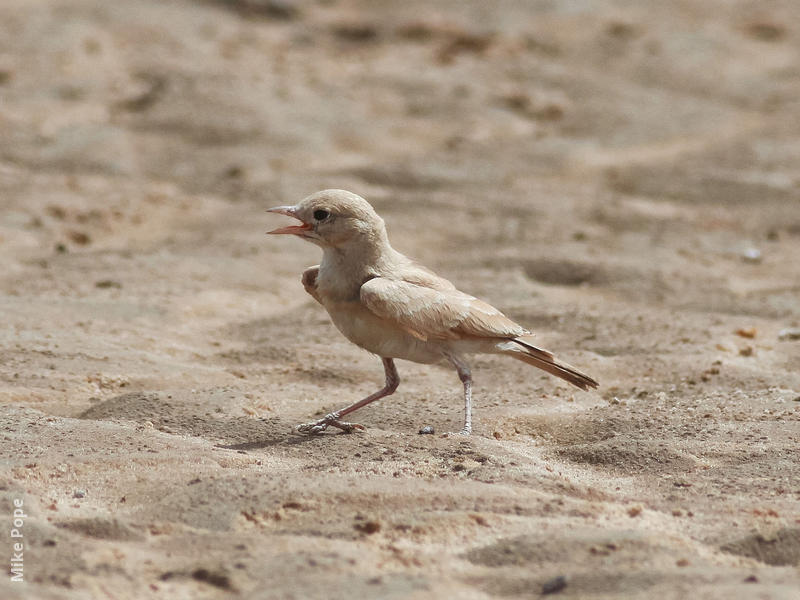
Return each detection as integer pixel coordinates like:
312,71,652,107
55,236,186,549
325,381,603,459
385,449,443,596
330,420,365,433
295,413,366,435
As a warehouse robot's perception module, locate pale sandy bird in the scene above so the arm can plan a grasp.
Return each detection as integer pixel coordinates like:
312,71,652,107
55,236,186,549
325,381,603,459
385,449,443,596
267,189,597,435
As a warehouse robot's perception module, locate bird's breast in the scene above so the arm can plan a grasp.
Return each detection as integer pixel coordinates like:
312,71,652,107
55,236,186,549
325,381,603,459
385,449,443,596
322,299,441,364
315,265,363,303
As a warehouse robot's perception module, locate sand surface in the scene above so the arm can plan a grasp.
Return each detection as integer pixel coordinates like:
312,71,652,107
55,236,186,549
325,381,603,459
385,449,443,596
1,1,800,598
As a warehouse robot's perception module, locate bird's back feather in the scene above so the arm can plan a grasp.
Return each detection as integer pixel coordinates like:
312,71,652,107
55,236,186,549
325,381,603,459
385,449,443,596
360,277,526,342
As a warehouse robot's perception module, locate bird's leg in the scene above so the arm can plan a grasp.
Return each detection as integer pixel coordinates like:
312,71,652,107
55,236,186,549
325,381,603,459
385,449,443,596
295,358,399,435
446,353,473,435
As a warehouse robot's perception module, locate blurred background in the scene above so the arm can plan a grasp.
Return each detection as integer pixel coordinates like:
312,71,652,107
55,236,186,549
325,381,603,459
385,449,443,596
3,0,800,316
2,0,799,362
3,1,799,220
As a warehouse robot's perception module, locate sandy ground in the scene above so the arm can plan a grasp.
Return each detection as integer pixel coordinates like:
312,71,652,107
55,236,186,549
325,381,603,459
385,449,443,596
2,0,800,598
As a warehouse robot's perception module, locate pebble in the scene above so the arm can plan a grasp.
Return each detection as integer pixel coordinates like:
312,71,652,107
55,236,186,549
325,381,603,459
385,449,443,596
95,280,122,289
354,520,381,534
542,575,567,595
419,425,435,435
777,328,800,341
73,490,86,498
740,247,762,263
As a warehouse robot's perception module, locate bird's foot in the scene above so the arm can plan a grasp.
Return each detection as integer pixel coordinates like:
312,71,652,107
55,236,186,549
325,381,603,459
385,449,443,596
443,425,472,438
295,412,365,435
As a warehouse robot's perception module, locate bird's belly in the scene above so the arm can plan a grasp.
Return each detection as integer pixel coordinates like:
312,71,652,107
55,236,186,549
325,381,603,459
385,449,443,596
325,301,440,364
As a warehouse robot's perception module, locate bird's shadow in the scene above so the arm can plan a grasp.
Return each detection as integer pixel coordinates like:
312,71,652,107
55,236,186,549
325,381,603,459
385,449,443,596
78,391,351,451
217,430,357,451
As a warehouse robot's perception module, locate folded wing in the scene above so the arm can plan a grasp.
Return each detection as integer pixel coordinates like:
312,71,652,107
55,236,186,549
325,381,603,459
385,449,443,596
360,277,526,341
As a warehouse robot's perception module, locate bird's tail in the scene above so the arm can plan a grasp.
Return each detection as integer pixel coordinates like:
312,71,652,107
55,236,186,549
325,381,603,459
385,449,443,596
504,337,598,391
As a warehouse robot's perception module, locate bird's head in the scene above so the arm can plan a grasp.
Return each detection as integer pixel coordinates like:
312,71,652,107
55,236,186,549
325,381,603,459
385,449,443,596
267,189,385,249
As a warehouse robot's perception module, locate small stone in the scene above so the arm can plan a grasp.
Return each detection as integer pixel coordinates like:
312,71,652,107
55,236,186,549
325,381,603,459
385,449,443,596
332,22,379,43
468,513,489,526
740,247,762,263
95,280,122,289
354,520,381,534
437,31,494,64
73,490,86,498
778,328,800,341
224,165,244,178
542,575,567,595
68,230,91,245
223,0,299,20
744,575,758,583
606,21,638,39
419,425,435,435
395,22,436,41
253,0,298,20
744,22,785,42
627,505,643,517
735,327,757,339
676,558,690,567
739,346,754,357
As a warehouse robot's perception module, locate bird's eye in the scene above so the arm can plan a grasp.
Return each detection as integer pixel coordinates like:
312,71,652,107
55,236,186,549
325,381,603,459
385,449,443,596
313,209,330,221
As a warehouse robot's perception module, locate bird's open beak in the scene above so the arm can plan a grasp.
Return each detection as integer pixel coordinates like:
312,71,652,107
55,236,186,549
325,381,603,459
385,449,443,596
266,205,312,236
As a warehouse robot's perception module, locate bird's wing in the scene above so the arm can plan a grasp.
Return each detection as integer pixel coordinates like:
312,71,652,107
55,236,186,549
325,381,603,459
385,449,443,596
360,277,526,341
301,265,322,305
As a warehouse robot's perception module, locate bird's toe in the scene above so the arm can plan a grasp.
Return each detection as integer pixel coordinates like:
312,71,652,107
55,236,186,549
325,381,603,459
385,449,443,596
295,421,327,435
330,420,365,434
294,416,366,435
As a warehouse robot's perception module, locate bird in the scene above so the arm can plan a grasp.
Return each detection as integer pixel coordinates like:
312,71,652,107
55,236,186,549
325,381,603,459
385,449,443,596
266,189,598,435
